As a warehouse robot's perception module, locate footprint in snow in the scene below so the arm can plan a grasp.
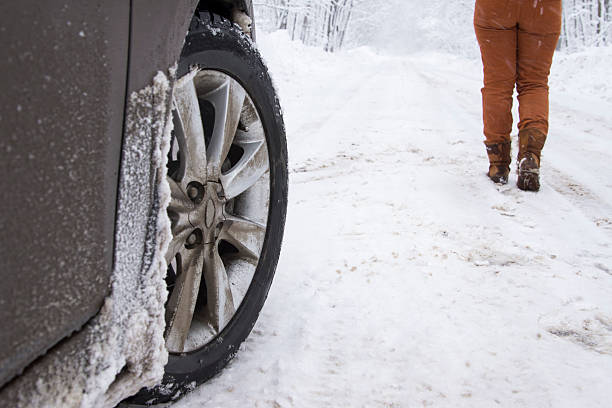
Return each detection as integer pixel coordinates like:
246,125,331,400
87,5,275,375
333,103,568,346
540,305,612,355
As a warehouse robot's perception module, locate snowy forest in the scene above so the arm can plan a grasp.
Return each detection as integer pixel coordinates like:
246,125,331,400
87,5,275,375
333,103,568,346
254,0,612,53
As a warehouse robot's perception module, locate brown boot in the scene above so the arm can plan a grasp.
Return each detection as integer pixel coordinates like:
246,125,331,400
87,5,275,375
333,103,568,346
485,141,511,184
517,128,547,192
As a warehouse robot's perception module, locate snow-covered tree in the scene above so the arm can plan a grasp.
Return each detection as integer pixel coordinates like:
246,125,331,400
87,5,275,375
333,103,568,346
255,0,356,51
255,0,611,53
560,0,612,49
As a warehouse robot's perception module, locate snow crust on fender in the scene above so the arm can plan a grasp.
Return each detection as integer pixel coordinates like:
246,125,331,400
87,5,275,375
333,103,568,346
0,72,175,408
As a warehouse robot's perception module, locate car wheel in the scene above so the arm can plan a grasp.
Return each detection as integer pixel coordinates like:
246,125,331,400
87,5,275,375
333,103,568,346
124,11,287,405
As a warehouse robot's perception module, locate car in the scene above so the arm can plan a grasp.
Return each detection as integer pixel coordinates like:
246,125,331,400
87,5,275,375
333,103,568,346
0,0,288,406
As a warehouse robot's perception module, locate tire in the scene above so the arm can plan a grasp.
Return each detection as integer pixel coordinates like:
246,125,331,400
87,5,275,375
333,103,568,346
124,11,288,405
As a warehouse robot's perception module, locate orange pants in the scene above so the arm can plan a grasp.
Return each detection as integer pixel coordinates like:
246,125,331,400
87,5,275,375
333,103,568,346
474,0,562,143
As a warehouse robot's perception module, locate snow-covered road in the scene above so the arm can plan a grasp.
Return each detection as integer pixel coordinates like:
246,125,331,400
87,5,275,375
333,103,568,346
174,33,612,407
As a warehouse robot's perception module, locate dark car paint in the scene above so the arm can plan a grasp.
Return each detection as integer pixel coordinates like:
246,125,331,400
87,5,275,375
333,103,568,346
0,0,253,392
0,0,130,388
128,0,198,95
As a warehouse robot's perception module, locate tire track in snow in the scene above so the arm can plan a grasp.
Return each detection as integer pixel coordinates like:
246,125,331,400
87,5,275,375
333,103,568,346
545,165,612,237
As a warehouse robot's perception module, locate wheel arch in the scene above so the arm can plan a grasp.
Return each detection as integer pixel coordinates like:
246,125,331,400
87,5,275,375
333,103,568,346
196,0,254,20
127,0,254,96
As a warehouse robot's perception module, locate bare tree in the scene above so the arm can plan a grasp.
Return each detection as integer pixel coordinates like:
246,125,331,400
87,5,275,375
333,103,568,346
254,0,357,51
560,0,612,49
255,0,611,53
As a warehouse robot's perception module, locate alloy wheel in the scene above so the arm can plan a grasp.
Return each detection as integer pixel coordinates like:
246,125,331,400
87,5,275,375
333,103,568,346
164,70,270,353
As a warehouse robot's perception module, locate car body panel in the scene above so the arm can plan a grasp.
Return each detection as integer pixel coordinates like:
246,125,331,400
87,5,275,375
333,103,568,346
0,0,255,402
129,0,198,95
0,0,130,388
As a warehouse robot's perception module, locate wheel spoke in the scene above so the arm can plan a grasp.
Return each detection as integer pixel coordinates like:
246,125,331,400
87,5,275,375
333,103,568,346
174,77,207,184
220,214,265,261
166,177,193,264
167,176,192,213
165,247,204,353
201,79,246,177
165,230,186,265
234,103,266,144
219,140,269,200
200,243,235,333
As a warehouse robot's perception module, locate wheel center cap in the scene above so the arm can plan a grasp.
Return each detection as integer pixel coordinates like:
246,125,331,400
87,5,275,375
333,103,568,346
188,182,225,234
204,198,216,228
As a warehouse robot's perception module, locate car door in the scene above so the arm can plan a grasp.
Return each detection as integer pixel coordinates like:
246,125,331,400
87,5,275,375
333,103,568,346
0,0,129,387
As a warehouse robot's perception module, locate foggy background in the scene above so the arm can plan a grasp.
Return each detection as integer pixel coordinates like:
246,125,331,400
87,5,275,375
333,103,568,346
254,0,612,55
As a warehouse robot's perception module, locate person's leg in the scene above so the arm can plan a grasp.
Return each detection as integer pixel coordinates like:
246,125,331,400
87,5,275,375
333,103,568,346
515,0,562,191
474,0,519,183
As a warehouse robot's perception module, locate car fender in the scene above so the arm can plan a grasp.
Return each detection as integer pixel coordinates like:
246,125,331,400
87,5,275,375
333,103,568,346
0,1,256,406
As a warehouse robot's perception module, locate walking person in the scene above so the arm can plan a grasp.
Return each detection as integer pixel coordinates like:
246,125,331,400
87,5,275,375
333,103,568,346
474,0,562,191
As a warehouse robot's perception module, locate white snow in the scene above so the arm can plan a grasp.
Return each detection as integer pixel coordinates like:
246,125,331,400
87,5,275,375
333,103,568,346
173,31,612,408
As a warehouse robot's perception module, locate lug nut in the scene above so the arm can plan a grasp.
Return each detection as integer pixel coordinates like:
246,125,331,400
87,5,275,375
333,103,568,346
238,121,249,132
187,185,199,200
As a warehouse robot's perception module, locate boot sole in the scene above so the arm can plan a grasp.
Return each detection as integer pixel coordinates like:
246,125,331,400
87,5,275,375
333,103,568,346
488,166,510,185
489,175,508,185
517,170,540,191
